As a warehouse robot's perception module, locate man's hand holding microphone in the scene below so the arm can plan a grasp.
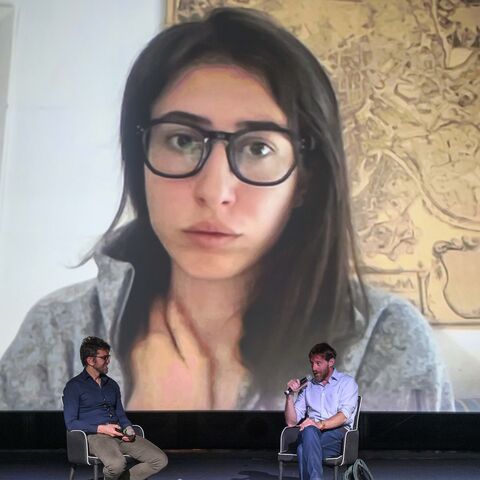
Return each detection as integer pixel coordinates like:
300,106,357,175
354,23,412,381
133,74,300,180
97,424,136,442
284,375,312,427
121,425,137,442
285,375,312,396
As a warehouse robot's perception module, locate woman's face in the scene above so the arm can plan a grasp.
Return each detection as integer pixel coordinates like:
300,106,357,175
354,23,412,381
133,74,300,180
145,64,298,281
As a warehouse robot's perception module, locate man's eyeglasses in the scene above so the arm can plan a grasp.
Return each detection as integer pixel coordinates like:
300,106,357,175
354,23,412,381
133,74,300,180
95,355,111,361
137,119,314,186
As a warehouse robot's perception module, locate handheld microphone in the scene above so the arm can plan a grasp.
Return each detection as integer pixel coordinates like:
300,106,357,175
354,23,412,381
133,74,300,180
123,426,136,441
284,374,312,396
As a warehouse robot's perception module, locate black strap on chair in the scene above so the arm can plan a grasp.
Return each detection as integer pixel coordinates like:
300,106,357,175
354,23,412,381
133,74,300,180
343,459,374,480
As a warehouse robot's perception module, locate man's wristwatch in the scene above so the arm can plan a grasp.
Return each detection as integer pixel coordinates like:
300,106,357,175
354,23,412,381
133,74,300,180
317,420,326,429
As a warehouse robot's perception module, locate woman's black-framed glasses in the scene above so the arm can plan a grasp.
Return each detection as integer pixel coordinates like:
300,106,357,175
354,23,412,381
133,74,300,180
137,119,313,186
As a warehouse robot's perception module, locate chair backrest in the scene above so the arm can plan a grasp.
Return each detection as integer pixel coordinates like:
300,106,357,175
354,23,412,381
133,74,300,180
132,425,145,438
340,395,362,466
352,395,362,430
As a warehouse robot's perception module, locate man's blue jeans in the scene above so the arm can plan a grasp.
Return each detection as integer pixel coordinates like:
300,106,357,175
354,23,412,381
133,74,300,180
297,425,346,480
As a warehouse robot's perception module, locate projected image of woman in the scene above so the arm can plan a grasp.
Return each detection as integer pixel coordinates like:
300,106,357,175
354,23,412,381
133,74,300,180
0,8,454,411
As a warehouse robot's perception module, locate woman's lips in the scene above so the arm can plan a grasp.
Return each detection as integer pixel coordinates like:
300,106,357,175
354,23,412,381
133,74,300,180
183,222,241,248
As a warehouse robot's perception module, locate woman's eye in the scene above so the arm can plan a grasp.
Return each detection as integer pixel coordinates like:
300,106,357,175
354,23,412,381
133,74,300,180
170,134,196,150
245,141,274,157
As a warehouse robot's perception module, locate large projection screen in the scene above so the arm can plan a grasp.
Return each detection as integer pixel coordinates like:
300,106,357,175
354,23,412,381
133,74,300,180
0,0,479,412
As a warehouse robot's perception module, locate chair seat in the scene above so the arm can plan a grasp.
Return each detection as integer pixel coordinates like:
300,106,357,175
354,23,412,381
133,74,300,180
278,451,343,466
87,456,103,465
88,454,135,464
277,452,297,462
323,454,343,466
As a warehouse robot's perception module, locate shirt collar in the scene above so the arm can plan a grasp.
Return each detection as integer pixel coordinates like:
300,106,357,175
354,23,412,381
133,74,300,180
311,368,338,385
81,368,108,384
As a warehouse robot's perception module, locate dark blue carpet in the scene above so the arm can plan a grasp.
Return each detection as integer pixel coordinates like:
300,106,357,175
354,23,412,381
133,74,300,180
0,450,479,479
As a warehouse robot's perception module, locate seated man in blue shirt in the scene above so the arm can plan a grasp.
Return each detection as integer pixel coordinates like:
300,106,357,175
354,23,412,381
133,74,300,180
63,336,167,480
284,343,358,480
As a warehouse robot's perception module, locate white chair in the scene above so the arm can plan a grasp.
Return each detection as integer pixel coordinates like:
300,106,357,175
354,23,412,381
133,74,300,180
66,424,145,480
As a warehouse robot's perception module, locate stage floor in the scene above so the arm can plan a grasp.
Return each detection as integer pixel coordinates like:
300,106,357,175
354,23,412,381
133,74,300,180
0,449,479,479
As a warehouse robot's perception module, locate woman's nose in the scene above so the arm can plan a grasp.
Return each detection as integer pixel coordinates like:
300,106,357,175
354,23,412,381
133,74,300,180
193,142,238,207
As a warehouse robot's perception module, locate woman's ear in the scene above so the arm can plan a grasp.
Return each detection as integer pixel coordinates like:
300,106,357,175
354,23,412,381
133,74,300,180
293,174,308,208
293,190,305,208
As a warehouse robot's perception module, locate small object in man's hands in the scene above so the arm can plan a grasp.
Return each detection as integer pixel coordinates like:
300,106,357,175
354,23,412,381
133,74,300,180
123,425,136,441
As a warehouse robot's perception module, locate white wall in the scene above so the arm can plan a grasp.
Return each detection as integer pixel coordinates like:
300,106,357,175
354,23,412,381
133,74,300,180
0,0,165,357
0,5,14,178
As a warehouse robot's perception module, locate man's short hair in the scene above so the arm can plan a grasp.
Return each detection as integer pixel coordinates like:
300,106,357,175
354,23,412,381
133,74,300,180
309,343,337,361
80,336,111,366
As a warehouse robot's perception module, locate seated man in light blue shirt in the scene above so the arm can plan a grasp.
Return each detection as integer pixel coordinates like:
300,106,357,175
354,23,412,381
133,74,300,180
284,343,358,480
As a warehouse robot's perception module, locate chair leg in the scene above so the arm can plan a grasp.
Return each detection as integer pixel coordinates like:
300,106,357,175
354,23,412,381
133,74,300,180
69,465,75,480
333,465,338,480
93,463,99,480
278,460,283,480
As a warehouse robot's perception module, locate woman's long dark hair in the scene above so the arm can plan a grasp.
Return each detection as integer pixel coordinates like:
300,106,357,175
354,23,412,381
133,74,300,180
102,7,366,405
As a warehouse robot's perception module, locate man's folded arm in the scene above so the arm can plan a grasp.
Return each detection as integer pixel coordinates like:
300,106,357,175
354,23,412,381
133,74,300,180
337,377,359,421
321,411,347,430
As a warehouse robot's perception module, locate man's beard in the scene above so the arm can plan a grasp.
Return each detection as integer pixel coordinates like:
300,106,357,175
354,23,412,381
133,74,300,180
314,369,328,382
95,364,108,375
